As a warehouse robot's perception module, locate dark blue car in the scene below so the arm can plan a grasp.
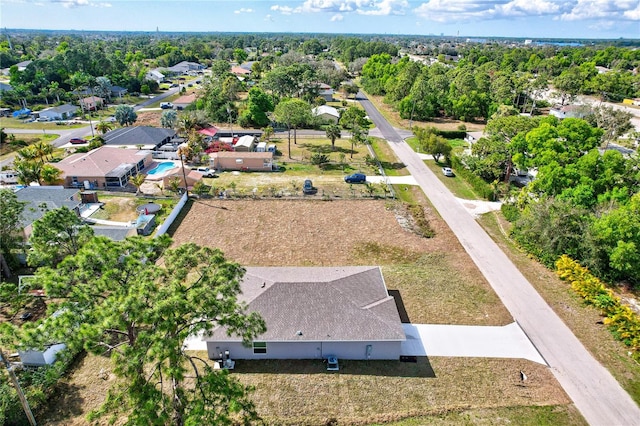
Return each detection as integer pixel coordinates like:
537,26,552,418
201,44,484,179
344,173,366,184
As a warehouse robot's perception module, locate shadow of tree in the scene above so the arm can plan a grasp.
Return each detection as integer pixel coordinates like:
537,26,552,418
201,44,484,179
233,357,436,378
301,143,352,155
378,161,406,171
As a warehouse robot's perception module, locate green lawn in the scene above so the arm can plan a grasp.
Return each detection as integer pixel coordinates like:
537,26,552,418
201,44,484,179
423,159,479,200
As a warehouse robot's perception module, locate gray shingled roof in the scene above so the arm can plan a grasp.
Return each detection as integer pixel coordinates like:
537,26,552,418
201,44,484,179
206,266,405,343
103,126,176,147
15,187,81,227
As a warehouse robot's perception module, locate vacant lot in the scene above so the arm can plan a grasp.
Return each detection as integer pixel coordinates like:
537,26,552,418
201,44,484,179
171,199,511,326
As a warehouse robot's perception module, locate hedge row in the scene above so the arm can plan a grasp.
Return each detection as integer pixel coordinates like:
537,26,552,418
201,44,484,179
434,129,467,139
450,155,497,201
556,255,640,363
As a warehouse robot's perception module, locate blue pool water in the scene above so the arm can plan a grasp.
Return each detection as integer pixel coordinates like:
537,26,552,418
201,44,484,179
148,162,177,175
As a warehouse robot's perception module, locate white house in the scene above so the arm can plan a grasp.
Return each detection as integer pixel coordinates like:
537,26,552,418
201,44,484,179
146,69,165,83
550,104,589,120
37,104,78,121
312,105,340,123
203,266,406,360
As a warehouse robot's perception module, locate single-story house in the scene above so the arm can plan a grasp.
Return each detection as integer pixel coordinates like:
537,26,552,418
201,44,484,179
37,104,78,121
209,152,273,172
79,96,103,111
103,126,177,150
167,61,206,74
54,146,153,189
173,93,196,110
309,83,334,102
312,105,340,123
146,69,165,83
233,135,256,152
231,66,251,77
15,186,82,238
549,104,589,120
203,266,406,360
110,85,128,98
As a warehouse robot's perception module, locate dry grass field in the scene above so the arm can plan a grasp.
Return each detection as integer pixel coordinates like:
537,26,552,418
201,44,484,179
170,199,512,325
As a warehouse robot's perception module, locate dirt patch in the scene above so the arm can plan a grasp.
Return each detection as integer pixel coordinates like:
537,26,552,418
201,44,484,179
133,111,162,127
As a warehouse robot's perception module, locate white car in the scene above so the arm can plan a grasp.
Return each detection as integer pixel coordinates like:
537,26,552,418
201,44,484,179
442,167,454,177
194,167,216,178
160,102,174,109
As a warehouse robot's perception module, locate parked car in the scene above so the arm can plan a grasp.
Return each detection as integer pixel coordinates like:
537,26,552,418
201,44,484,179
194,167,216,178
303,179,317,195
326,355,339,371
160,102,174,109
442,167,454,177
19,312,33,321
344,173,366,184
35,117,51,122
69,138,88,144
170,83,179,88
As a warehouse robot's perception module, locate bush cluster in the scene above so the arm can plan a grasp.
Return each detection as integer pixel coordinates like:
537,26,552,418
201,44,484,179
556,255,640,363
450,155,497,201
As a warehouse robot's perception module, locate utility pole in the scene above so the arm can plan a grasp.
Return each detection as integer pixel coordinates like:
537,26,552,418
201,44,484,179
1,350,37,425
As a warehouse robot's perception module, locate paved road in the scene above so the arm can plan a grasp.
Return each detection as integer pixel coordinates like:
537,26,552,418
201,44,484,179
357,91,640,426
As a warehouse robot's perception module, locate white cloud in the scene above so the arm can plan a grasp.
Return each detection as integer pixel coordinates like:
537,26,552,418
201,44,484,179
271,0,408,16
357,0,409,15
234,7,254,14
271,4,297,15
331,13,344,20
413,0,638,22
623,2,640,19
58,0,89,8
560,0,637,21
264,14,274,21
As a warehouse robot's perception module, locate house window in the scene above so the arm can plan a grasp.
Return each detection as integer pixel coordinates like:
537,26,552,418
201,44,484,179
253,342,267,354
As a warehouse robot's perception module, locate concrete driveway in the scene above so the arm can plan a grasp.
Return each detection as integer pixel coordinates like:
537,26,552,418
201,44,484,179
402,322,546,365
357,91,640,426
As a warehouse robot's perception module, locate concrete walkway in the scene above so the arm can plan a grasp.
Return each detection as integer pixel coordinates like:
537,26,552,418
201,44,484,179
365,175,418,185
401,323,546,365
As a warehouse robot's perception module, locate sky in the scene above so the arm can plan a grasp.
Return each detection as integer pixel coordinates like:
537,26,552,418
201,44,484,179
1,0,639,39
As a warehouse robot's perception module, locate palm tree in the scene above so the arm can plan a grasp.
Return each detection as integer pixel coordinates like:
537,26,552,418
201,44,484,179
95,120,113,135
168,177,182,194
325,124,341,151
262,125,274,141
14,159,42,185
130,174,146,196
40,165,62,185
32,141,53,163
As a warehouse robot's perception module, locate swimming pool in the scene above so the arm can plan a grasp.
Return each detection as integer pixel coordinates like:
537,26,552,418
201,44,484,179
147,161,178,175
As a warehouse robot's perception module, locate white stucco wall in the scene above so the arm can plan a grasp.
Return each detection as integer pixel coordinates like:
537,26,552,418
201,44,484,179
207,341,401,360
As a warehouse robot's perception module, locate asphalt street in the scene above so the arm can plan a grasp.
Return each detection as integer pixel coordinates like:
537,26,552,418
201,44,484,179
357,91,640,426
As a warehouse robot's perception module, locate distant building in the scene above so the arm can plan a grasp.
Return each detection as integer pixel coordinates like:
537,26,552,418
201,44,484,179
166,61,205,74
312,105,340,123
549,104,590,120
37,104,78,121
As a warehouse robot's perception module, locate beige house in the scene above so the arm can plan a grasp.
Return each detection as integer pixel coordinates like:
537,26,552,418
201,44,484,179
54,146,153,189
79,96,104,111
210,152,273,172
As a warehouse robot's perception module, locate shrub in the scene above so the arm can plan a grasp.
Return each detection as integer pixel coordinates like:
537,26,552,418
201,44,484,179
451,155,497,201
501,203,520,222
556,255,640,362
